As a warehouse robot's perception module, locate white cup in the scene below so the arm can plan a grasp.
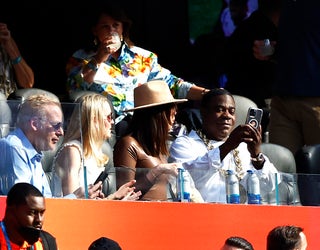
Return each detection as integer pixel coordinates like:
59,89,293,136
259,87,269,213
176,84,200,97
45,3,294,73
106,32,122,52
260,39,275,56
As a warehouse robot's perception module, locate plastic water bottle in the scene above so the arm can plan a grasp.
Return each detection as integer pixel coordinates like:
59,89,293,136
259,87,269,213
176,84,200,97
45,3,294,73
247,170,261,204
176,168,191,202
225,170,240,204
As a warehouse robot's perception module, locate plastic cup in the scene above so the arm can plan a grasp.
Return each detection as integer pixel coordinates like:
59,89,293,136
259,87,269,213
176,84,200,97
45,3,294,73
106,32,121,52
260,39,275,56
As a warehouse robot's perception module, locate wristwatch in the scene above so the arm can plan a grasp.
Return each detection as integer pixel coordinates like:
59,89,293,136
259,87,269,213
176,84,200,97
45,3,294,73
251,152,264,162
251,152,265,162
251,153,265,169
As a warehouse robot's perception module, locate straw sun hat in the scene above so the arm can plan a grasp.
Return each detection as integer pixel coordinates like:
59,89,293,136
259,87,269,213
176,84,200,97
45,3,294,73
124,80,188,112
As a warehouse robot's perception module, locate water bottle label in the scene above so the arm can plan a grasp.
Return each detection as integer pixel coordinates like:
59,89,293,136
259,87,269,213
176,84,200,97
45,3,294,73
182,192,191,202
182,173,191,202
247,194,261,204
227,194,240,204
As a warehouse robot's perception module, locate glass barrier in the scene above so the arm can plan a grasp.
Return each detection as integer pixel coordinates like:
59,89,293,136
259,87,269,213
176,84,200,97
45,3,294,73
115,166,320,206
0,99,82,196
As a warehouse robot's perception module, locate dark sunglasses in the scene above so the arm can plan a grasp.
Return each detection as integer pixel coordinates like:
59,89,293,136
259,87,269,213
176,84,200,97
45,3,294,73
48,121,64,131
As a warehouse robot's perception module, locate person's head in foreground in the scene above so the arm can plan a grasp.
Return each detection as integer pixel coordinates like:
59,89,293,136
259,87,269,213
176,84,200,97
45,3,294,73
88,236,122,250
221,236,254,250
3,183,46,246
267,225,308,250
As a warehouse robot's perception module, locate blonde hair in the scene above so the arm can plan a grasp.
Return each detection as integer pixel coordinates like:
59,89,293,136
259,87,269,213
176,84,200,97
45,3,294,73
17,94,62,131
63,93,111,166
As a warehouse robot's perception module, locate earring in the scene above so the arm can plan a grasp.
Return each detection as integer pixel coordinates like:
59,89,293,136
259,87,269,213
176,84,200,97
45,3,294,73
93,38,98,46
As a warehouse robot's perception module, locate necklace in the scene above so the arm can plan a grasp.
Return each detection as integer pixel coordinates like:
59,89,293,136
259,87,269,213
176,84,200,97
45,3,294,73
232,148,244,180
196,129,214,150
196,129,244,180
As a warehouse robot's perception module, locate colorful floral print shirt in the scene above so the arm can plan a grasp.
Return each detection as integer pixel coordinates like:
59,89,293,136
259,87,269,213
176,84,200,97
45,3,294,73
66,43,193,116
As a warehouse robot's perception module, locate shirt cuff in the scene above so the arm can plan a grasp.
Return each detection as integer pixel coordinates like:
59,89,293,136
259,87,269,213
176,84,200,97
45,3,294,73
177,81,193,99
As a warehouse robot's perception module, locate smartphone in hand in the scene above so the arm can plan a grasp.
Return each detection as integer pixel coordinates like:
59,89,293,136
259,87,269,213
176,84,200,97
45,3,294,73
245,107,263,129
94,171,108,185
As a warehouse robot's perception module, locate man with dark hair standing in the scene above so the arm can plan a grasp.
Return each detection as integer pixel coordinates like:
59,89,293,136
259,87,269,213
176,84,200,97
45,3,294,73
0,182,57,249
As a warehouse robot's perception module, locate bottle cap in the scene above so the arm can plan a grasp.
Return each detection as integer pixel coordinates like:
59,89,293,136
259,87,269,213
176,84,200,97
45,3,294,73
226,169,233,175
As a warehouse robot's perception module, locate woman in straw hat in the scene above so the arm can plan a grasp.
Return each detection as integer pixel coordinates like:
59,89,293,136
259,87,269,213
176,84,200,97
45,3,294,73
114,80,203,202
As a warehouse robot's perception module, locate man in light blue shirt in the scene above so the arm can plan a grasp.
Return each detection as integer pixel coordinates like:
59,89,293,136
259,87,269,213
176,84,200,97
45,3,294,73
0,94,64,197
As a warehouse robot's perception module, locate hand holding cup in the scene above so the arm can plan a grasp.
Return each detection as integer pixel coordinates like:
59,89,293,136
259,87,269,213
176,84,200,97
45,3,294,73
105,32,122,53
253,39,276,61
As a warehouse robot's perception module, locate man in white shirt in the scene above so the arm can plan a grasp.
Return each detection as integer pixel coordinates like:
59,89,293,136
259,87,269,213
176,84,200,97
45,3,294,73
169,88,278,203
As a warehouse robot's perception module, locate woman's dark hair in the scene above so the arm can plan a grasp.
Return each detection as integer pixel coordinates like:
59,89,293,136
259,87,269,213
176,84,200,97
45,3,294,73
85,1,133,50
128,103,176,157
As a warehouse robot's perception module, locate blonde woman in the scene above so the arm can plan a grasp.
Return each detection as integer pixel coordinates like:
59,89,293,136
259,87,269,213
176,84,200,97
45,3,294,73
52,93,140,200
